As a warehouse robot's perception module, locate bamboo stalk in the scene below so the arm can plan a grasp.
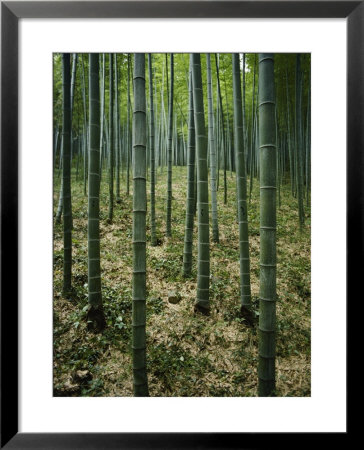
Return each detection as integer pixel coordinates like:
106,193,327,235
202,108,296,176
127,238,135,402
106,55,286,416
258,53,277,397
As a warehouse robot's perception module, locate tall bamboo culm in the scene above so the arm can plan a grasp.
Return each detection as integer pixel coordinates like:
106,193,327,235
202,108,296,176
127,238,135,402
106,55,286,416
148,54,157,246
206,54,219,243
99,54,105,185
183,56,196,278
87,53,106,331
132,53,149,396
166,53,174,237
81,55,88,197
295,54,305,229
56,54,77,224
126,54,131,196
115,54,121,203
108,53,114,222
192,53,210,314
258,53,277,396
62,53,72,296
215,54,227,205
232,53,252,315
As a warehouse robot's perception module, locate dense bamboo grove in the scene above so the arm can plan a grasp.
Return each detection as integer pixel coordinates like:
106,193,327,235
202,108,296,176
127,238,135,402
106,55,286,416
53,53,311,397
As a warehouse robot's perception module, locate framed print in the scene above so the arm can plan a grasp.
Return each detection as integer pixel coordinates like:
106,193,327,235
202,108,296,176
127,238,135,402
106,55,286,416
1,1,356,448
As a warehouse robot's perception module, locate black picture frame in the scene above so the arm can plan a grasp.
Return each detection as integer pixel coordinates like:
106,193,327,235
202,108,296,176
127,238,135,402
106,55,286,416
1,1,355,448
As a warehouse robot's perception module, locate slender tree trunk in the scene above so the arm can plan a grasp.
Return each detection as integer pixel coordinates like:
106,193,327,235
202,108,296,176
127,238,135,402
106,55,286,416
249,54,257,202
306,82,311,206
99,54,105,185
275,107,281,208
154,65,160,185
148,54,157,246
216,85,220,191
258,53,277,397
115,54,121,203
183,56,196,277
232,53,252,319
69,53,78,173
76,136,80,180
159,59,166,174
108,53,114,222
285,67,295,196
223,68,233,174
87,53,106,332
62,54,72,296
206,54,219,243
242,53,248,158
165,53,169,110
132,53,149,397
70,54,78,113
295,54,305,228
81,55,88,197
126,54,131,196
192,53,210,314
56,55,77,223
166,53,174,237
215,54,227,205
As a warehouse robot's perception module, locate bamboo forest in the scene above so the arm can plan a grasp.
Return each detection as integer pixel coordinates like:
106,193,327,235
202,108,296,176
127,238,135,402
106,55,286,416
53,53,311,397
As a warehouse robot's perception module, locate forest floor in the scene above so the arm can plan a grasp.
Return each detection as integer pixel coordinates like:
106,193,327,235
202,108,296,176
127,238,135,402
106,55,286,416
53,166,311,397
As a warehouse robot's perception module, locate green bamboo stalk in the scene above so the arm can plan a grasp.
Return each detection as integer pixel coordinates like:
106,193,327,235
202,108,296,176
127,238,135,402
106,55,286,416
258,53,277,397
62,53,72,296
216,82,220,191
115,54,121,203
81,55,88,197
249,55,257,203
306,81,311,206
108,53,114,222
295,54,305,228
223,65,234,175
70,54,78,115
99,54,105,185
183,56,196,278
126,54,131,196
242,54,248,157
87,53,106,332
255,108,260,180
192,53,210,314
275,107,281,208
206,54,219,243
232,53,252,316
165,53,169,104
159,59,166,174
132,53,149,397
76,135,80,180
103,113,109,181
153,63,159,184
215,54,227,205
285,67,295,196
70,53,78,172
173,115,177,165
166,53,174,237
148,54,157,246
56,54,77,224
